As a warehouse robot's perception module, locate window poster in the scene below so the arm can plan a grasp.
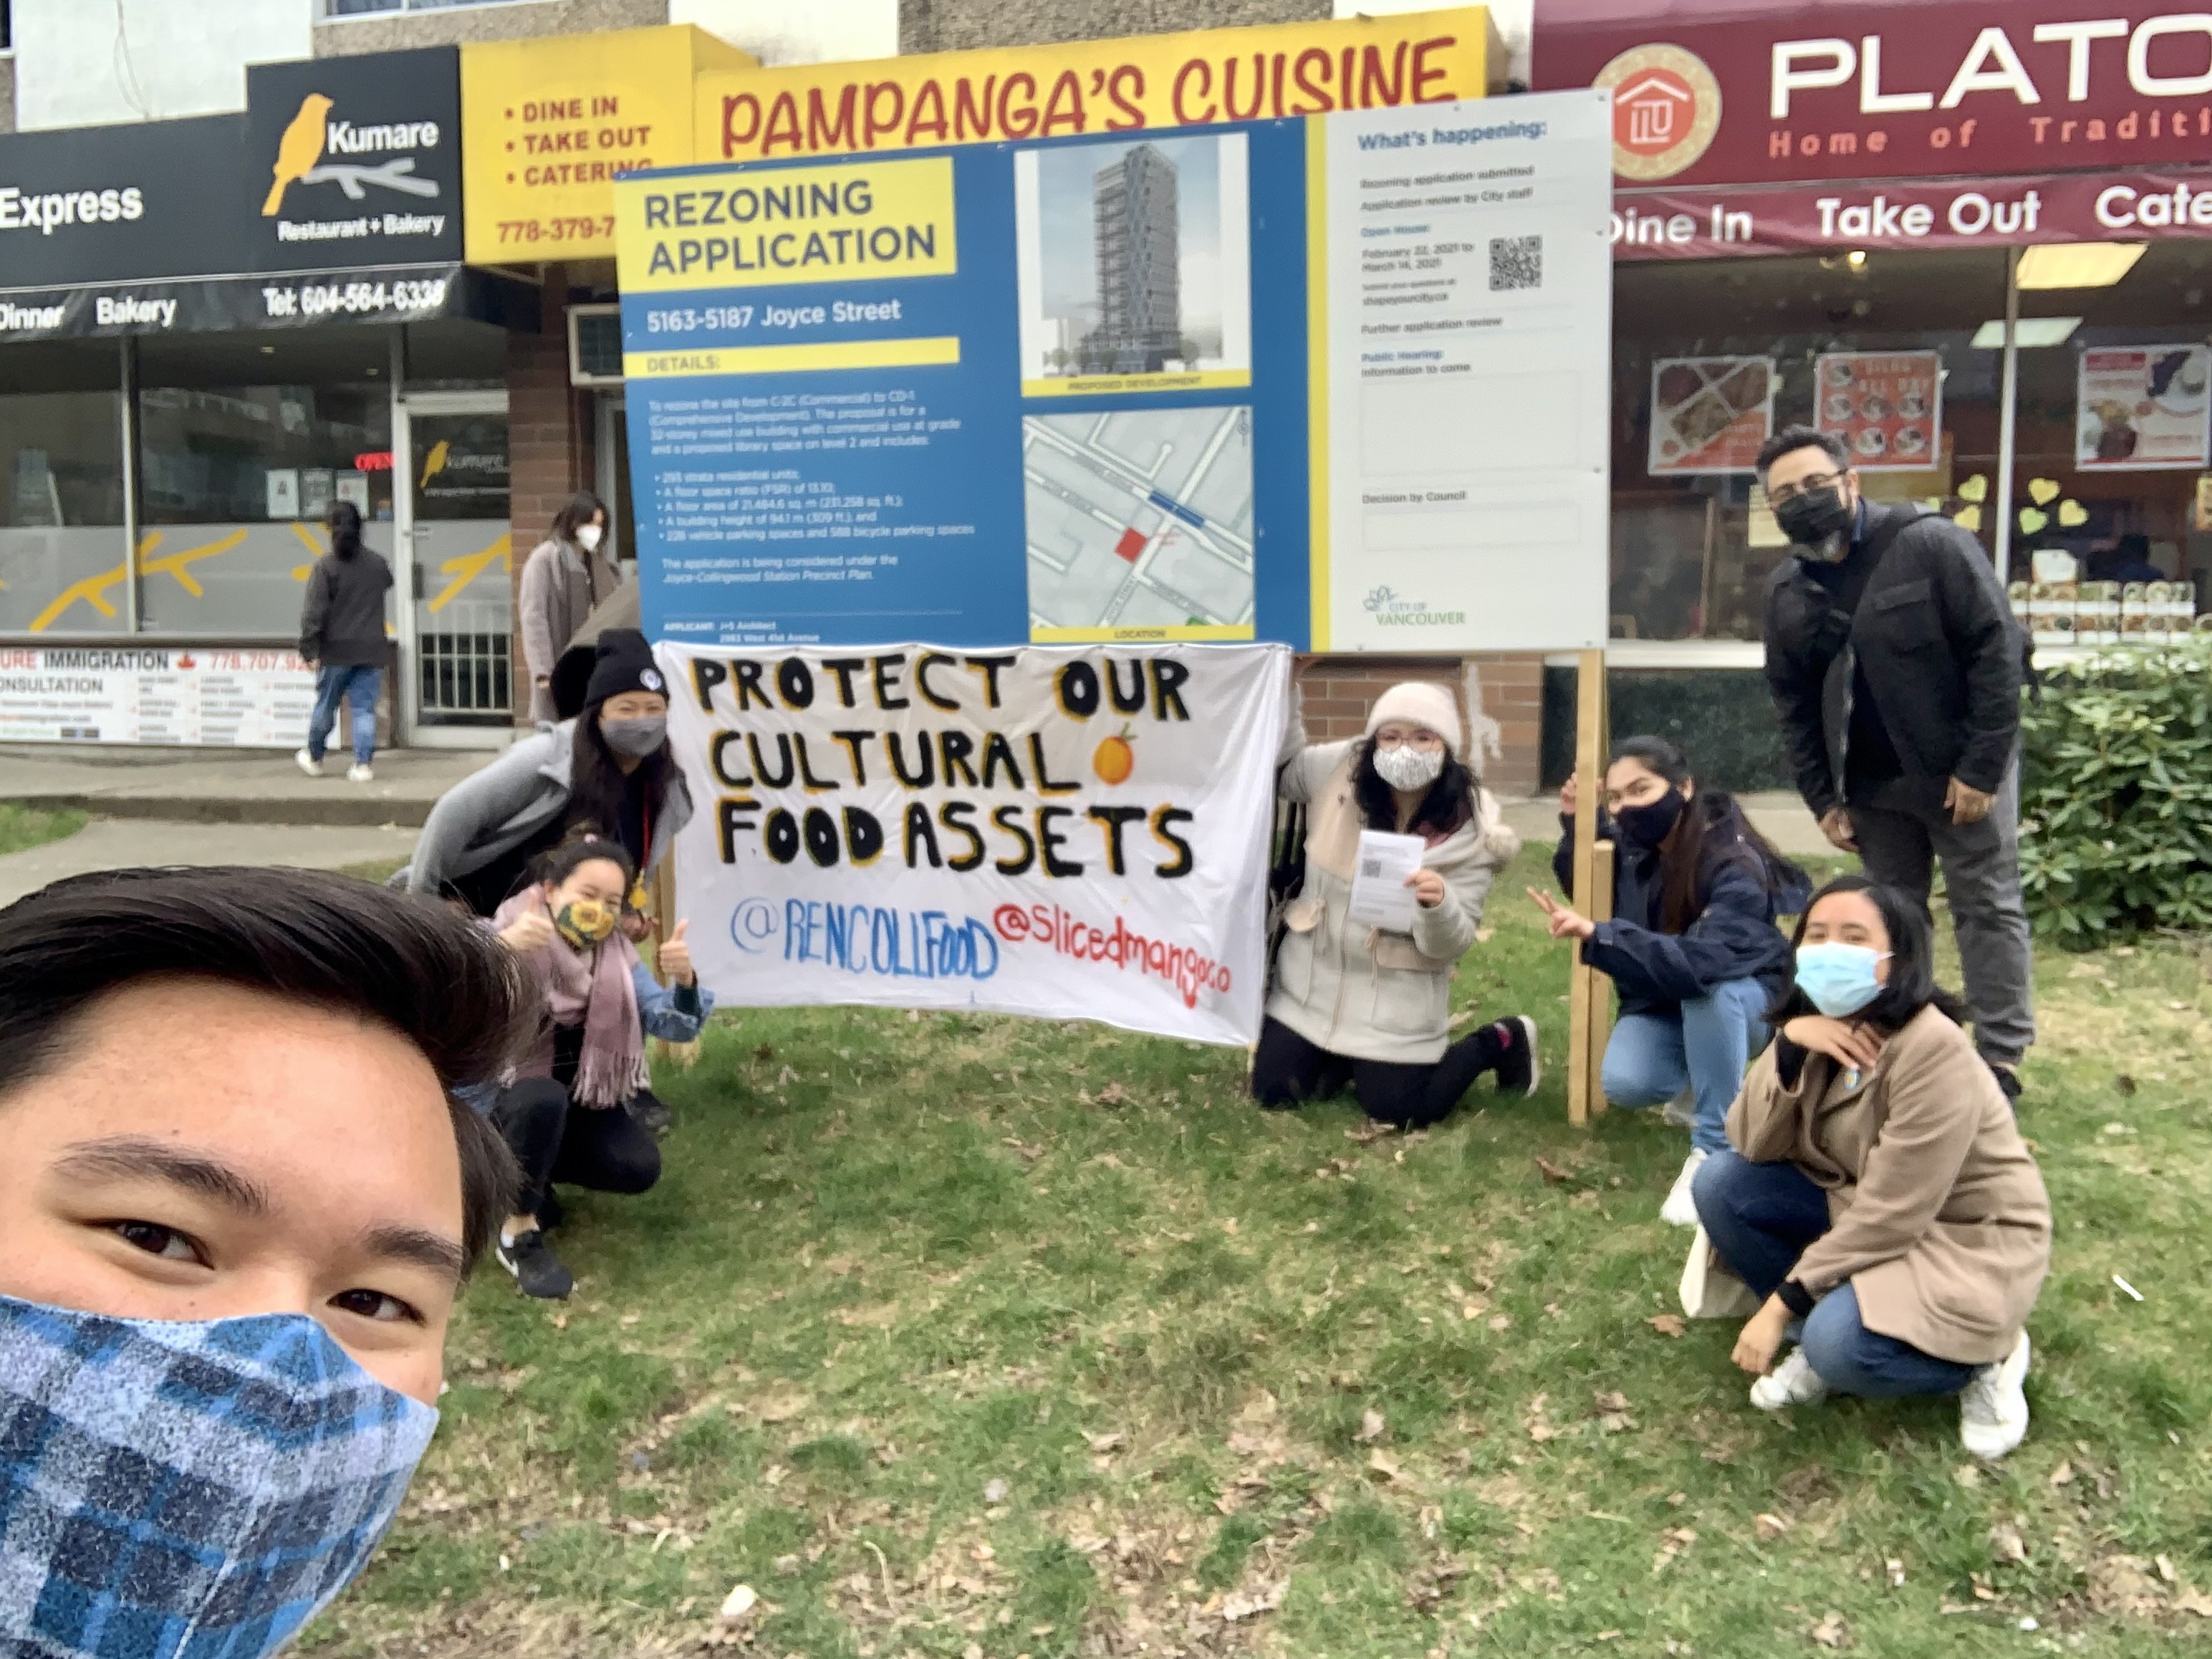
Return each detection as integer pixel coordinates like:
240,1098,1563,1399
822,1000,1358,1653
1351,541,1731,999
2077,346,2212,471
1814,351,1941,474
1648,356,1773,475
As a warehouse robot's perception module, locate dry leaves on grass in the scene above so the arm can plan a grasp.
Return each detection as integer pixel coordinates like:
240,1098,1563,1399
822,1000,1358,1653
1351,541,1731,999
1809,1610,1850,1648
1651,1527,1697,1575
1346,1120,1396,1144
1219,1580,1286,1622
1754,1513,1792,1542
1990,1522,2029,1564
1535,1155,1573,1185
1353,1408,1388,1445
754,1391,810,1424
1592,1390,1636,1433
1522,1393,1557,1443
1647,1312,1687,1337
1084,1430,1127,1453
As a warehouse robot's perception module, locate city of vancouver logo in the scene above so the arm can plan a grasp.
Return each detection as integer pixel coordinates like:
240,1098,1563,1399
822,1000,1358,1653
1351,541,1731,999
1364,586,1466,627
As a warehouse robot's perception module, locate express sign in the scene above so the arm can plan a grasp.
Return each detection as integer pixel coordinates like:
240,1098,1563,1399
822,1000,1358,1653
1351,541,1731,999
1534,0,2212,186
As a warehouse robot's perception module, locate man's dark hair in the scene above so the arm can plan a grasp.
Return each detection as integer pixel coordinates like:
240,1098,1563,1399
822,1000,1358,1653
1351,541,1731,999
0,867,529,1269
1768,872,1968,1034
1754,424,1852,477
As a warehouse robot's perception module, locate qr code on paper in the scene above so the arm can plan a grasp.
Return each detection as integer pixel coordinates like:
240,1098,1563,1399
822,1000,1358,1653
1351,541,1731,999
1489,234,1543,292
1360,859,1382,878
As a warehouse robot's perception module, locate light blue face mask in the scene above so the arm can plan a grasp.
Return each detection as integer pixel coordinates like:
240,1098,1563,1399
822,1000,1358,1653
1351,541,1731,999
0,1292,438,1658
1794,941,1892,1018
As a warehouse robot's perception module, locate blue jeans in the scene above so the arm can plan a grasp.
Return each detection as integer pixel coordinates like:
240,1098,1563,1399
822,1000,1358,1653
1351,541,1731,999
308,664,380,766
1600,977,1769,1155
1691,1149,1976,1399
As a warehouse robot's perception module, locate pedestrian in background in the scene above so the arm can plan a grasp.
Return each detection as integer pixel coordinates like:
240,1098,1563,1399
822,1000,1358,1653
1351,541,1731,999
1531,736,1808,1226
520,490,620,726
295,499,393,784
1757,426,2034,1098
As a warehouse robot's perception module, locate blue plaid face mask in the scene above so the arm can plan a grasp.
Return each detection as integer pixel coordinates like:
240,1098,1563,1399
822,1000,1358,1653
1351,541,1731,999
0,1291,438,1658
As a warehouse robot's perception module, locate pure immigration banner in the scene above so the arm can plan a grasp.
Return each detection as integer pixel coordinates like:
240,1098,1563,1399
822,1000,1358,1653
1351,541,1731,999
659,640,1289,1044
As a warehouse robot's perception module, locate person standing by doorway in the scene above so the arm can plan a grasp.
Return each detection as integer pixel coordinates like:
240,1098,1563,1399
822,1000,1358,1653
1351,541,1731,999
519,491,620,726
1756,426,2034,1099
296,499,393,784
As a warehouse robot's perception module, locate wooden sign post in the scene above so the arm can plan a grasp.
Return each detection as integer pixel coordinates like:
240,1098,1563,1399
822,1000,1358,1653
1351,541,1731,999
1565,648,1613,1127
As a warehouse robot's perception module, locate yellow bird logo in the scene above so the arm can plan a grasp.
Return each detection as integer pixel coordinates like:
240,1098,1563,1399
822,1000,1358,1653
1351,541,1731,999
263,93,334,216
419,439,451,489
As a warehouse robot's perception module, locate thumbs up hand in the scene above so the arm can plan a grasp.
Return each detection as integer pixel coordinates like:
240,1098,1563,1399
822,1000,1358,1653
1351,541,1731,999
660,918,695,988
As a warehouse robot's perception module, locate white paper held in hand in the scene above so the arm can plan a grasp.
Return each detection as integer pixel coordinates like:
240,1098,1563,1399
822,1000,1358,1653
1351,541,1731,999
1345,830,1427,933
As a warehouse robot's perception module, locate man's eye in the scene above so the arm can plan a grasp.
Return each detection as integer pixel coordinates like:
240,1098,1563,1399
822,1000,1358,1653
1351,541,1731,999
113,1221,202,1263
330,1288,423,1325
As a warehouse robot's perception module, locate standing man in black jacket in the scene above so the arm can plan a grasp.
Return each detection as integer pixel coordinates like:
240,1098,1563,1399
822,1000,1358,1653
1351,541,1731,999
1757,425,2033,1097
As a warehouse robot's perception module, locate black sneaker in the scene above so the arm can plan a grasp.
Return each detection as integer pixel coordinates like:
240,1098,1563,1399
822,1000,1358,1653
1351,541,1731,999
1988,1061,2024,1104
628,1090,672,1135
537,1189,565,1231
496,1230,574,1300
1491,1016,1542,1097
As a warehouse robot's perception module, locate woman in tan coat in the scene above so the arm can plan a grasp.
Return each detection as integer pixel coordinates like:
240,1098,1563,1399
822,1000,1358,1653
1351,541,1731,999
518,491,620,726
1694,873,2050,1460
1254,681,1539,1127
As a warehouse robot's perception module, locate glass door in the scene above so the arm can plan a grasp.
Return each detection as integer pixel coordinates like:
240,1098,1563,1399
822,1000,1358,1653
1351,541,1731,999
398,396,511,733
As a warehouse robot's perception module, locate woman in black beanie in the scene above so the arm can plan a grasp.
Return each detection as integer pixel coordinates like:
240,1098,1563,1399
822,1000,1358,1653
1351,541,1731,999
398,629,692,920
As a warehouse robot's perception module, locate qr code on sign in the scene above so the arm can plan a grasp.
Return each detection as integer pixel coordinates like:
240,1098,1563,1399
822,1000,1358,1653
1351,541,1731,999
1489,234,1543,292
1360,859,1382,878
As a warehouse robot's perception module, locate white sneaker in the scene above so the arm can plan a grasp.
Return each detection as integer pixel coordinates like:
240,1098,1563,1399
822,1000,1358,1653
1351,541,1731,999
1661,1087,1697,1129
1660,1148,1708,1228
345,763,375,784
294,748,323,777
1959,1331,2031,1461
1750,1346,1830,1413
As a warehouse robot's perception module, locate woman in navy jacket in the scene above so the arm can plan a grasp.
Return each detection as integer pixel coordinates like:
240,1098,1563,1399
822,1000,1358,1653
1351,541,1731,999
1530,736,1809,1226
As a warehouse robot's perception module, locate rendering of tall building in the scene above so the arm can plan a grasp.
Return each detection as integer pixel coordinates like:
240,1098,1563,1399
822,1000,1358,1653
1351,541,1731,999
1082,143,1183,375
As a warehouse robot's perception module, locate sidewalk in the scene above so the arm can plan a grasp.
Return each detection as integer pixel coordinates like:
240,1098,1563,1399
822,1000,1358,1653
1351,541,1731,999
0,743,491,827
0,819,418,908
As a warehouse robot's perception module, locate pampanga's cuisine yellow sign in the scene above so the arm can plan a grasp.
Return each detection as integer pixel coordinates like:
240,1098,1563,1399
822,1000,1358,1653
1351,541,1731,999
461,10,1498,265
697,9,1500,163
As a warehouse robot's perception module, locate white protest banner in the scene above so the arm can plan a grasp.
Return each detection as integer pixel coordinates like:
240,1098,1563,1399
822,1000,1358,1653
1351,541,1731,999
659,640,1290,1045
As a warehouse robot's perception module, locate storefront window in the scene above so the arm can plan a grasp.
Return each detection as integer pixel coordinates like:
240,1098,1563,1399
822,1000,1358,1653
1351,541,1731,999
135,330,394,636
2011,242,2212,645
1612,251,2010,641
0,342,128,636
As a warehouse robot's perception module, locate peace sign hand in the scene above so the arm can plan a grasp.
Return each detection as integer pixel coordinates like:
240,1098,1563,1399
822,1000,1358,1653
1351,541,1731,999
1526,886,1597,941
659,919,696,988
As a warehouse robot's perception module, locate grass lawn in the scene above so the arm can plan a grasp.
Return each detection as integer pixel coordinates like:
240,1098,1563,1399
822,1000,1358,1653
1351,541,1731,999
0,803,86,857
307,844,2212,1658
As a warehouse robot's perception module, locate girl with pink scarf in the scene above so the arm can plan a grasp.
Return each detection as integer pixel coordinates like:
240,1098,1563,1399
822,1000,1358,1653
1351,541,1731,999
486,835,713,1300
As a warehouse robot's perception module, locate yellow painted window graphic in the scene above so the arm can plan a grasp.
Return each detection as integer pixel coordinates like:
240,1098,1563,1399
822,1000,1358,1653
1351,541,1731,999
29,530,248,634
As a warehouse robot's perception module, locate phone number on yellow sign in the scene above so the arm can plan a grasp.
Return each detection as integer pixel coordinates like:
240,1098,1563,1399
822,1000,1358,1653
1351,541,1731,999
496,216,617,245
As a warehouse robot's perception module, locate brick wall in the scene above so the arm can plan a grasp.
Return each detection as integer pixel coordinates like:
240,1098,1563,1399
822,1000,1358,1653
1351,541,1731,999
1295,653,1545,799
506,268,596,723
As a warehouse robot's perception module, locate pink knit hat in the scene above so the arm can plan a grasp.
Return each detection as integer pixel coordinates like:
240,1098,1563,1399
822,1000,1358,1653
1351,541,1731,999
1364,681,1463,754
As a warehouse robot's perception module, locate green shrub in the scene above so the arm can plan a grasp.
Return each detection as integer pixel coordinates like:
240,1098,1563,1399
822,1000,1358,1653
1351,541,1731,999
2019,635,2212,943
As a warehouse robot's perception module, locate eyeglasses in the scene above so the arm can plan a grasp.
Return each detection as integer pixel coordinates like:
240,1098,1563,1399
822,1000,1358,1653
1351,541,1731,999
1766,470,1848,506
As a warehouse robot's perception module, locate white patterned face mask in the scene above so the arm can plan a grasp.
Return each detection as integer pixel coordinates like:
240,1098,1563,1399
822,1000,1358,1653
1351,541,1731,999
1373,742,1446,792
0,1292,438,1658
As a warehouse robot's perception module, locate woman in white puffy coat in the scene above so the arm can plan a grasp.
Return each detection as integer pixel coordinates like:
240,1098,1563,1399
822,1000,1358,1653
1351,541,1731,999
1254,681,1541,1127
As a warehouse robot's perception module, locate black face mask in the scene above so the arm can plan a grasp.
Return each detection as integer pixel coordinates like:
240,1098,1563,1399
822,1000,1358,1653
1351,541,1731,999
1615,788,1686,851
1776,485,1853,552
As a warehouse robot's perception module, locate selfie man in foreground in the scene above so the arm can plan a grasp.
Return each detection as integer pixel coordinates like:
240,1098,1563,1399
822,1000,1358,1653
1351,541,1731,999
0,866,527,1657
